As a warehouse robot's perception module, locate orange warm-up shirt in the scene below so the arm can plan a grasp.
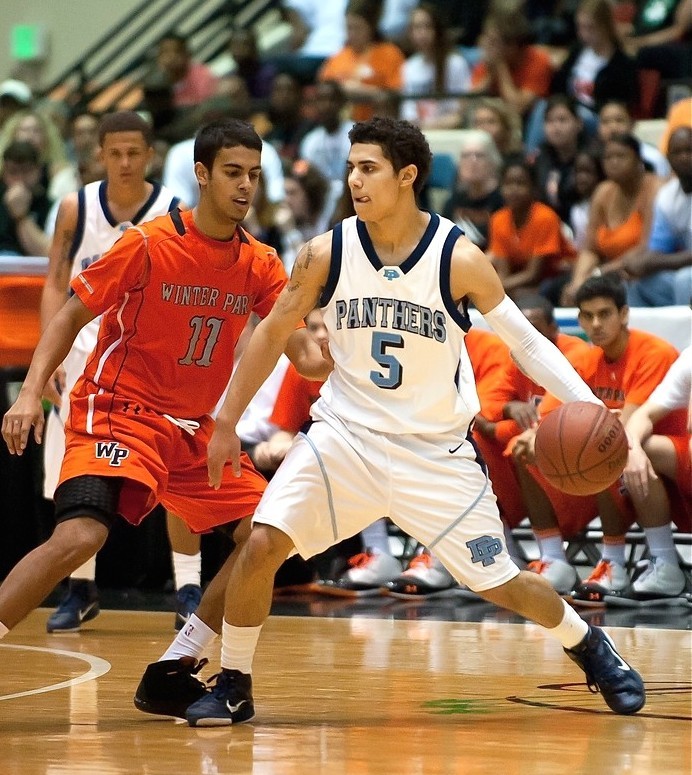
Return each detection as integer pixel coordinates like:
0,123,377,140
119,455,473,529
489,202,576,277
540,329,685,435
471,46,553,101
270,363,323,433
484,333,592,446
70,209,288,420
464,328,511,404
319,43,404,121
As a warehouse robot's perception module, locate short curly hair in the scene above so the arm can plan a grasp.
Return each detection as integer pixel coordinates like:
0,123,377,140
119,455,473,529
348,117,432,197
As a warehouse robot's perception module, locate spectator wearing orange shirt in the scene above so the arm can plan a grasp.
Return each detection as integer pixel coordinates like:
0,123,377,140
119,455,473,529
470,11,553,122
489,156,576,303
512,275,683,604
318,0,405,121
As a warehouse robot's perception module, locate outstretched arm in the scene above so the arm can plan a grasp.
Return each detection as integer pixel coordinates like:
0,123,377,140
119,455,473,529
450,237,600,406
2,294,95,454
208,233,331,486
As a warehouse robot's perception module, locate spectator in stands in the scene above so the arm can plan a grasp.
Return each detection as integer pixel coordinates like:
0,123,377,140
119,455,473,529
65,111,99,171
153,34,219,109
298,80,353,194
512,275,683,603
399,3,470,130
263,72,315,161
442,129,503,249
561,133,662,305
469,11,553,122
550,0,637,128
621,345,691,605
379,0,419,45
318,0,405,121
218,27,277,101
532,95,588,223
279,0,348,82
597,99,670,178
0,79,32,130
275,160,333,273
240,173,285,255
623,126,692,307
470,97,524,159
622,0,692,84
488,155,576,302
0,141,51,257
0,109,79,202
659,96,692,154
569,148,605,250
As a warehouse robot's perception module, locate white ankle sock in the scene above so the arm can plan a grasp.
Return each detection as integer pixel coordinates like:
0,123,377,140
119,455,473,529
221,620,262,674
601,540,626,567
0,622,8,639
644,525,678,565
536,531,567,562
548,599,589,649
172,551,201,590
70,555,97,581
159,613,217,661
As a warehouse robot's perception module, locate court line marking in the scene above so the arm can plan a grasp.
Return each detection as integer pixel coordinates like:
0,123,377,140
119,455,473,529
0,643,111,701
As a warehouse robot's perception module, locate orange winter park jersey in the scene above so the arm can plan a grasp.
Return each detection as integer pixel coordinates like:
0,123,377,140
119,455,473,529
540,329,685,435
70,209,288,419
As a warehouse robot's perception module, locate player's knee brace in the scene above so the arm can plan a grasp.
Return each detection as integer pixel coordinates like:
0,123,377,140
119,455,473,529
54,475,121,529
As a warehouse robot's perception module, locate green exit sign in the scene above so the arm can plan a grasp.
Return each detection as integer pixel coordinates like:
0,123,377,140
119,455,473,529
11,25,47,61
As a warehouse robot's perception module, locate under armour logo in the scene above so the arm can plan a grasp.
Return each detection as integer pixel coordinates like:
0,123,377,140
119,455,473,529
382,268,400,281
466,535,503,566
95,441,130,467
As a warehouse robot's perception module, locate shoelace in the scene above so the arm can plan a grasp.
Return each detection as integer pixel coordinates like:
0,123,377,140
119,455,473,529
163,414,201,436
348,552,375,568
189,657,208,676
586,560,612,583
405,554,434,573
527,560,549,574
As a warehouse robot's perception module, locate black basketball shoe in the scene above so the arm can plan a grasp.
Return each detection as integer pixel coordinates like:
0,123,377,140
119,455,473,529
564,626,645,714
186,669,254,727
134,657,208,719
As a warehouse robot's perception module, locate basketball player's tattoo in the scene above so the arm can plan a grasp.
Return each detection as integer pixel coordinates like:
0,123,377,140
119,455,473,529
60,230,75,263
304,240,314,269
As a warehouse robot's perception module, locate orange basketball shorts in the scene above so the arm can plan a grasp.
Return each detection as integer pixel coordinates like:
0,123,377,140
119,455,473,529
59,390,267,532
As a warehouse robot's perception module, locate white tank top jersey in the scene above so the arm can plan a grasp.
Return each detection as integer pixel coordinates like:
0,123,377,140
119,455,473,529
63,180,180,377
313,213,480,435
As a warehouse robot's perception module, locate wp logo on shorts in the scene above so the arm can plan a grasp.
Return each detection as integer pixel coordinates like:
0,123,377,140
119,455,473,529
95,441,130,467
466,535,503,566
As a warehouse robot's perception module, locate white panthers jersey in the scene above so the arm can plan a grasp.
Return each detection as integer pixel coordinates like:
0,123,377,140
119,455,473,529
313,213,480,434
61,180,179,392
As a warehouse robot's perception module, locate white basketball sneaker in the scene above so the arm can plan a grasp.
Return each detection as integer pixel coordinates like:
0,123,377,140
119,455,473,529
316,550,401,597
526,557,579,595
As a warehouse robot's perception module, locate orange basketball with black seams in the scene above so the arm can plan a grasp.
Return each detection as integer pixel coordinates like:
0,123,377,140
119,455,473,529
534,402,628,496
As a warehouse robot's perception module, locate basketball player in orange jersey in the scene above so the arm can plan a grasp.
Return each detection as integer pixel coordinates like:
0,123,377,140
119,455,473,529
0,118,331,718
479,294,592,594
621,346,691,606
40,110,204,633
512,274,683,605
184,117,644,725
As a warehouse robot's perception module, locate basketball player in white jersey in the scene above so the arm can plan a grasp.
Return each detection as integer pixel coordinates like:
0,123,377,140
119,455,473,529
41,111,202,633
179,117,645,725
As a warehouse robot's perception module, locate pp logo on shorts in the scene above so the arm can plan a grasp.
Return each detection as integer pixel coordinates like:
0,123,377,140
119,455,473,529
95,441,130,467
466,535,503,566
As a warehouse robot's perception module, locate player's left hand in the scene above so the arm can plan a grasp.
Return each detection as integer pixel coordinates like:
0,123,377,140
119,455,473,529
2,392,45,455
207,422,242,488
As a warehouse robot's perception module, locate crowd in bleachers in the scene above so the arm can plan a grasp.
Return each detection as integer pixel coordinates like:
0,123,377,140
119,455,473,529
0,0,690,612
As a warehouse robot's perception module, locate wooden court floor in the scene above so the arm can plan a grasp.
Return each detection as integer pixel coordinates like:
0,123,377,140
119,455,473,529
0,606,690,775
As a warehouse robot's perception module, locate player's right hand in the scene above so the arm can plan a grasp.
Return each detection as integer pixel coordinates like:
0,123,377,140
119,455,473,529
42,365,66,407
1,393,45,455
207,422,242,488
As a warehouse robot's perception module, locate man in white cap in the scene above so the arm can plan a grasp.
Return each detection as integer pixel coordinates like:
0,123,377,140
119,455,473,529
0,79,32,129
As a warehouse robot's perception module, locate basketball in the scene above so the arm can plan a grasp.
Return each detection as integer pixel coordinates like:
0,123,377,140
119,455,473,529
534,402,628,496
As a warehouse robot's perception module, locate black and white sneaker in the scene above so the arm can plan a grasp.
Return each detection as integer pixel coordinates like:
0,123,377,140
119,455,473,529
134,657,208,719
186,669,255,727
564,626,645,715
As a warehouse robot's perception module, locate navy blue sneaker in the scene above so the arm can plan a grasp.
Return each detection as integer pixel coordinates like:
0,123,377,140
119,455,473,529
175,584,202,631
46,579,100,633
565,626,645,714
186,669,254,727
134,657,208,719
